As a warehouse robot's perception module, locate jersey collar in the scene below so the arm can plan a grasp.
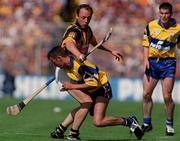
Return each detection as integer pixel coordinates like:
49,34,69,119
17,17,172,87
75,21,89,31
158,18,177,28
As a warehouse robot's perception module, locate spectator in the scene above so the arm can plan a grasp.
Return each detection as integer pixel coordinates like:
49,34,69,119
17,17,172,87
0,0,179,78
2,67,16,97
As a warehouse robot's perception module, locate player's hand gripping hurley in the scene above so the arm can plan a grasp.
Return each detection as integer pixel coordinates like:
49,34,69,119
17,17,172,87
84,27,113,58
6,77,55,116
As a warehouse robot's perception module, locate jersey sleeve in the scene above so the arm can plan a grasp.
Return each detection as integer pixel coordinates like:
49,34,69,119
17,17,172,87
142,25,150,48
61,28,81,48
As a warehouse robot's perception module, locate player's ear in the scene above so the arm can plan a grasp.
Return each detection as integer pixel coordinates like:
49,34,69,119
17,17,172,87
76,14,79,19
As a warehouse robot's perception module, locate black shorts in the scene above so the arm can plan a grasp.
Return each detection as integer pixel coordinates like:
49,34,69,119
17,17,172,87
89,81,112,116
90,81,112,100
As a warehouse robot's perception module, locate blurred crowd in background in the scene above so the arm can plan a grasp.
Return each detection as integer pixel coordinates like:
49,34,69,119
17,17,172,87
0,0,180,80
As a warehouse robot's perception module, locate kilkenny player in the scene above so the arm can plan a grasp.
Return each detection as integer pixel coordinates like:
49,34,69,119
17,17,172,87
59,4,123,62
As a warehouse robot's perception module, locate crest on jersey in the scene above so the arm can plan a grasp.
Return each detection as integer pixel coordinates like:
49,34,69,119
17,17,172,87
169,33,175,38
154,29,159,35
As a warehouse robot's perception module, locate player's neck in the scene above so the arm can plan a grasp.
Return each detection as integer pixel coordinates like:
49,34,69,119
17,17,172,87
161,21,171,29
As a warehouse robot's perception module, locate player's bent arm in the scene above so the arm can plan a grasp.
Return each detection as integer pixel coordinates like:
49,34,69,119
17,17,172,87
90,35,112,52
90,36,123,61
61,82,96,91
65,40,83,60
143,46,149,59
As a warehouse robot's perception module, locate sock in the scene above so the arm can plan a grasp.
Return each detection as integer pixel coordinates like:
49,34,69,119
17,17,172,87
166,119,173,128
143,117,151,126
57,124,67,133
123,117,133,127
69,128,79,138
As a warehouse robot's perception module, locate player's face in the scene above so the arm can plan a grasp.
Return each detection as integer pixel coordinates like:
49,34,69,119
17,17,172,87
159,8,172,24
50,56,67,69
76,8,92,29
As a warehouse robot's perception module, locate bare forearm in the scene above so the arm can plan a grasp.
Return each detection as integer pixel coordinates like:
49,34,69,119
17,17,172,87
143,46,149,69
61,82,96,91
91,36,112,53
98,45,112,53
65,41,82,59
71,83,93,90
144,47,149,60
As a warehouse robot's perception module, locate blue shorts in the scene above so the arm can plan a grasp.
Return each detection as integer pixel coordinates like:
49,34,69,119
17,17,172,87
89,82,112,116
145,58,176,80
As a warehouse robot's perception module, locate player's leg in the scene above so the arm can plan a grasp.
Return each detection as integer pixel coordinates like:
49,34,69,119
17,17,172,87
67,90,93,140
142,74,158,132
92,96,125,126
91,82,124,126
92,96,137,127
161,77,175,136
51,90,93,139
92,96,143,139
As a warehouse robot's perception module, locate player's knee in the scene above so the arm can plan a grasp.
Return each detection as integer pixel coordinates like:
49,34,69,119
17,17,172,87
81,101,93,110
163,95,173,104
143,92,152,101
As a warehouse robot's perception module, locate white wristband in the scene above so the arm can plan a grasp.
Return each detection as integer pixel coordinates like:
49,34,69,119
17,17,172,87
78,54,85,62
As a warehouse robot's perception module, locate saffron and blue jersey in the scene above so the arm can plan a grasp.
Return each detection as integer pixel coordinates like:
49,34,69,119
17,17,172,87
64,56,108,92
143,18,180,59
143,18,179,79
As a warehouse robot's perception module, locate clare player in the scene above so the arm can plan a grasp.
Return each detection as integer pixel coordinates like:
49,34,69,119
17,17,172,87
48,46,143,140
142,2,180,136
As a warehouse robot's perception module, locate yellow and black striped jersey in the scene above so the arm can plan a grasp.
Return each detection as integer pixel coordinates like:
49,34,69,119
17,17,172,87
60,22,93,55
64,56,108,92
143,18,180,58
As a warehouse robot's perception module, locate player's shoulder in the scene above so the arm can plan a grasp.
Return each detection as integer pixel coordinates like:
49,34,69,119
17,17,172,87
64,24,82,40
66,24,81,35
175,22,180,29
148,19,158,27
170,18,180,29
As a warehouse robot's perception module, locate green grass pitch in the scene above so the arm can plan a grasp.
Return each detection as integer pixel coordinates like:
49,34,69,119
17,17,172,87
0,97,179,141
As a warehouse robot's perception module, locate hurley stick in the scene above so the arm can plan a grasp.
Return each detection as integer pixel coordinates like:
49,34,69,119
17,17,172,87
6,77,55,116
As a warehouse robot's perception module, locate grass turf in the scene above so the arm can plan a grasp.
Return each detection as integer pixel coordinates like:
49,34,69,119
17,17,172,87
0,97,179,141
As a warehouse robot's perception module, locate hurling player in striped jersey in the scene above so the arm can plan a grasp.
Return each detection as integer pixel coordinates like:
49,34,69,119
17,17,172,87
142,2,180,136
48,46,143,140
59,4,123,62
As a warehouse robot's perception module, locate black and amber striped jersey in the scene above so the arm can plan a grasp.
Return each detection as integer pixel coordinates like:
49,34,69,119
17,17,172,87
64,56,108,93
143,18,180,58
60,22,94,55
